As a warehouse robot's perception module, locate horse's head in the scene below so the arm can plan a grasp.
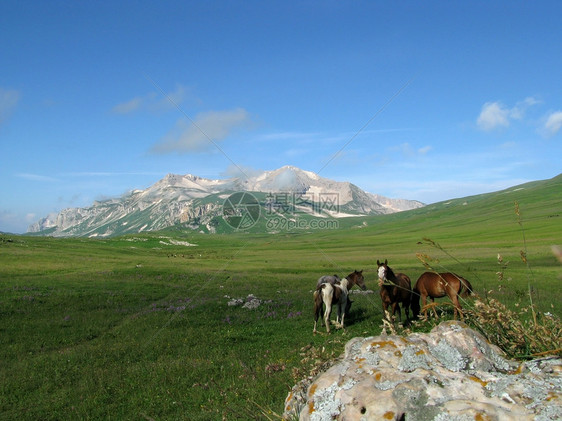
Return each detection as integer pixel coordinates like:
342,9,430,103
377,259,389,282
347,270,366,290
351,270,366,290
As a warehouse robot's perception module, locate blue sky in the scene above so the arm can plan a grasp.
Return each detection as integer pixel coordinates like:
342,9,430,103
1,1,561,233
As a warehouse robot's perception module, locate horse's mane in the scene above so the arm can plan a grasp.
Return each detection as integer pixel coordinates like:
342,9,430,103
385,265,396,281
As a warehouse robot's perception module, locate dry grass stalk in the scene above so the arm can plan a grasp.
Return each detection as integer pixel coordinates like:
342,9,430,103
466,297,561,359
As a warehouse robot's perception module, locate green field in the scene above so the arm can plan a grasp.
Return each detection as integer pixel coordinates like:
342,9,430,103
1,175,561,419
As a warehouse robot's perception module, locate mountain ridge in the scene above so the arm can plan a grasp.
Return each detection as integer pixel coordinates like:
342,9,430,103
27,166,423,237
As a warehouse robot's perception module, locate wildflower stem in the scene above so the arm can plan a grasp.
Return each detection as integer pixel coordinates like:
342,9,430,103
515,201,538,327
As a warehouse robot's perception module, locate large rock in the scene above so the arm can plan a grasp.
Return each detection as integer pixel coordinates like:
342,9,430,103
284,321,561,420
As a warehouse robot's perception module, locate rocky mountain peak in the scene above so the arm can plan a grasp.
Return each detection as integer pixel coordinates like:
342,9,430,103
27,166,424,237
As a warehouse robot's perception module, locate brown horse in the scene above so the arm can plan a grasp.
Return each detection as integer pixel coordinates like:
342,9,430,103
411,272,473,320
377,260,412,323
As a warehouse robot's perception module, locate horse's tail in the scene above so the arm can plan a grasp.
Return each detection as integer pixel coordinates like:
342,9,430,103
313,285,326,319
459,278,473,298
410,285,421,318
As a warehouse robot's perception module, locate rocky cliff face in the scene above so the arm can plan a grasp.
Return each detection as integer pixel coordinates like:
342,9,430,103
284,322,561,420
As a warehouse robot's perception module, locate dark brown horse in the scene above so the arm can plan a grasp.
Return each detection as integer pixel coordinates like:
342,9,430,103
411,272,473,320
377,260,412,323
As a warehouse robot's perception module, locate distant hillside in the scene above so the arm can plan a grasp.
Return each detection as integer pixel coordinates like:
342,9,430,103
339,173,562,243
296,173,562,248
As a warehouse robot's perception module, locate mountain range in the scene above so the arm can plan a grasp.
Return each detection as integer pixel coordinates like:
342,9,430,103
27,166,424,237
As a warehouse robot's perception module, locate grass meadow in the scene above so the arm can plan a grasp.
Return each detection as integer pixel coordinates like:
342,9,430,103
1,176,561,419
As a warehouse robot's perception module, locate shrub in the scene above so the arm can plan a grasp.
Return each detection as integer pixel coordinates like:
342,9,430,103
466,297,561,359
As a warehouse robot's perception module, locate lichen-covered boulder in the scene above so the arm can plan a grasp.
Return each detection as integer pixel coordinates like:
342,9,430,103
284,321,561,420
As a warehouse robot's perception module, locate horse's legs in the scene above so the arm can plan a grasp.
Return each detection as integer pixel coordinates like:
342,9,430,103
382,302,390,321
313,291,323,333
404,299,410,322
420,294,427,318
324,297,332,333
338,299,345,329
391,302,401,323
451,294,462,320
421,294,433,319
331,304,342,328
335,304,341,326
430,297,438,318
313,293,318,333
313,306,321,333
339,297,347,329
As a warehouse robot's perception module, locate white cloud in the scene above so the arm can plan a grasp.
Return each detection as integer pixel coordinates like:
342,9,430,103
477,102,510,131
418,145,432,155
151,108,252,154
15,173,59,182
0,87,21,125
62,171,163,177
112,96,145,114
522,96,541,106
389,143,431,157
285,147,310,157
510,96,541,120
112,84,190,114
153,84,188,111
261,131,322,141
544,111,562,137
499,141,517,149
112,96,144,114
221,164,263,180
477,97,541,131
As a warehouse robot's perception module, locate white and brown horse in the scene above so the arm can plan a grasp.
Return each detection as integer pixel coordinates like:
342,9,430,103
313,271,364,333
313,277,351,333
377,259,412,323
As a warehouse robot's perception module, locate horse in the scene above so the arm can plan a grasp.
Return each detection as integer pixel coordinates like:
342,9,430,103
313,277,351,334
377,259,412,323
316,274,341,288
315,270,366,291
312,270,366,333
411,272,473,320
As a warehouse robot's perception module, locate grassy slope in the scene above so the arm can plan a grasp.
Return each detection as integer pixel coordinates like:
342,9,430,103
1,175,560,419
